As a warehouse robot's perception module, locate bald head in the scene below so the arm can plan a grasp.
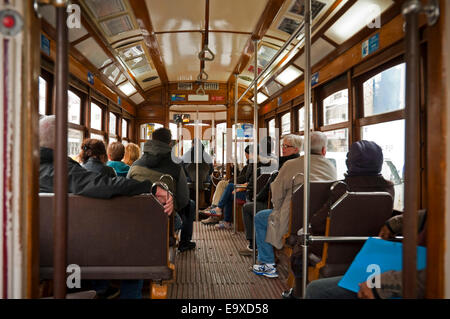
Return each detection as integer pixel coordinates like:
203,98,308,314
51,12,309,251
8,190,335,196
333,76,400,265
39,115,56,149
310,131,327,156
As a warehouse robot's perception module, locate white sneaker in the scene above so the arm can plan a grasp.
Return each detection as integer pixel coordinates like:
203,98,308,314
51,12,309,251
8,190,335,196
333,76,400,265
252,263,279,278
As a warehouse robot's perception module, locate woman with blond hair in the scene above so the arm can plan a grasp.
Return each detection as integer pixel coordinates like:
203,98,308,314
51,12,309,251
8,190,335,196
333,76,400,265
123,142,141,166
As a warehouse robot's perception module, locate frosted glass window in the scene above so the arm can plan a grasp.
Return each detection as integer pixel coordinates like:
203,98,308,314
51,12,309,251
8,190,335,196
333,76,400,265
68,128,83,161
323,89,348,125
90,102,102,130
109,112,117,135
39,76,47,115
90,133,104,141
281,112,291,136
68,91,81,124
323,129,349,180
299,104,313,131
363,63,405,116
122,119,128,138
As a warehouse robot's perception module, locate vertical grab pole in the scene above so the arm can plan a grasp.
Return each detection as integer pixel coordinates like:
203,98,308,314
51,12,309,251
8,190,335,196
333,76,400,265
402,0,421,299
54,4,68,299
252,39,259,264
196,110,200,221
301,0,312,299
233,74,238,234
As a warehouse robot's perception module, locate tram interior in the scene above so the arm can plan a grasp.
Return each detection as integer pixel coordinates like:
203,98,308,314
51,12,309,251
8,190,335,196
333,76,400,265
0,0,448,300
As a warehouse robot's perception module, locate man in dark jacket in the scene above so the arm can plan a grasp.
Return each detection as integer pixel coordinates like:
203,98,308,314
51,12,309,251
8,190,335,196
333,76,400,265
128,127,195,252
285,140,395,299
239,134,303,255
39,116,173,299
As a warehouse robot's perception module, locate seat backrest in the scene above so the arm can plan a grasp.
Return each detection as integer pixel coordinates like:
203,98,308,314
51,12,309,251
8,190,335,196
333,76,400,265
320,191,393,277
256,173,271,193
289,181,335,242
185,162,210,184
39,193,172,280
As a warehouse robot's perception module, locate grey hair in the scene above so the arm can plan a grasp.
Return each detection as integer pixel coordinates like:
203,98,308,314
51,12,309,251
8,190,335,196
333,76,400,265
282,134,303,152
310,131,327,155
39,115,56,149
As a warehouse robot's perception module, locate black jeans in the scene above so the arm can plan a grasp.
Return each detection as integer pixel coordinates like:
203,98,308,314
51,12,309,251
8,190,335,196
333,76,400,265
179,200,195,243
242,201,268,242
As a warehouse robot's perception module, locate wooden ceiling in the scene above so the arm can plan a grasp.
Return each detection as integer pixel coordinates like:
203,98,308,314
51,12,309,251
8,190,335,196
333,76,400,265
38,0,400,108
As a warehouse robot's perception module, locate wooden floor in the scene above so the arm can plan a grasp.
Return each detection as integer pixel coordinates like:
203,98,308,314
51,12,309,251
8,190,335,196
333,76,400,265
167,221,290,299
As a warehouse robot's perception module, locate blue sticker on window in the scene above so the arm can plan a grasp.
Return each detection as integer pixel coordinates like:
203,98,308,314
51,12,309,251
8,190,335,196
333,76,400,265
40,34,50,56
87,72,94,85
312,72,319,86
362,33,379,58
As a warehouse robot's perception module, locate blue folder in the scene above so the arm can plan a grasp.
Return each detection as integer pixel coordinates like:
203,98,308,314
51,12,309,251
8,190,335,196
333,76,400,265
338,237,427,293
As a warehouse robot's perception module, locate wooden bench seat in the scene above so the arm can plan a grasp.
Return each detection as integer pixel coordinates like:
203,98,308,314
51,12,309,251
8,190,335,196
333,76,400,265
39,193,176,298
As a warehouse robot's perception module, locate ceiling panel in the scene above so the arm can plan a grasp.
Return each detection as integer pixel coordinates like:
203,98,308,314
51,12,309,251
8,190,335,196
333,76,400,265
146,0,204,32
130,93,145,104
209,0,268,32
324,0,394,45
294,37,335,69
205,33,249,81
69,25,89,43
157,32,202,81
74,37,112,69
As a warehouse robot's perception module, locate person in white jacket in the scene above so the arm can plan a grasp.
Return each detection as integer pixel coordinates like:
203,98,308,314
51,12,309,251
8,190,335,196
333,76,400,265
252,131,337,278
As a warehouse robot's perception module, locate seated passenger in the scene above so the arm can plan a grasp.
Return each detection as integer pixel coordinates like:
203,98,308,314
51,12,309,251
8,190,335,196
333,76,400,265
182,138,214,182
202,145,254,229
39,116,173,299
252,131,337,279
106,142,130,177
285,140,395,299
128,127,195,252
122,142,141,166
201,145,251,225
305,211,427,299
239,134,302,255
79,138,117,178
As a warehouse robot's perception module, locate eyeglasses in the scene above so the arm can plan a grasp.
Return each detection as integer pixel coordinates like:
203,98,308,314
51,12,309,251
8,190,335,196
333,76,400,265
282,144,294,149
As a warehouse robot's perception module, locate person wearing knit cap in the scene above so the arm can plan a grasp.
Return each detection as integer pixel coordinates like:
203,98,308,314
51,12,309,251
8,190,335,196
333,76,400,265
284,140,395,299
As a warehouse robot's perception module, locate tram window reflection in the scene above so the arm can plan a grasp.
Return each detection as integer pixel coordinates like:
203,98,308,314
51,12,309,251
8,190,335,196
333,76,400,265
122,119,128,138
323,89,348,126
140,123,163,140
109,112,117,135
38,76,47,116
363,63,406,117
323,128,349,180
361,119,405,211
298,104,313,132
68,90,81,125
281,112,291,136
90,102,103,130
68,128,83,161
90,133,104,141
216,122,227,164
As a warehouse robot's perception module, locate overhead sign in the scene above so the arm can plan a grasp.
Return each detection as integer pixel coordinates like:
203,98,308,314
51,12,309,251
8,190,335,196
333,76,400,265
362,33,379,58
211,95,225,101
40,34,50,56
188,94,209,102
171,94,186,101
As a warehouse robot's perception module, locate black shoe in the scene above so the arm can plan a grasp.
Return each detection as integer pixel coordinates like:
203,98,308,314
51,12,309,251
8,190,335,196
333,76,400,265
178,241,196,252
96,286,120,299
281,288,299,299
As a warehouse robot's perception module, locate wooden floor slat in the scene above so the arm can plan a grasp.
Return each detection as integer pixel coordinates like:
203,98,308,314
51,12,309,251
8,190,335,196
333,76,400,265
167,221,289,299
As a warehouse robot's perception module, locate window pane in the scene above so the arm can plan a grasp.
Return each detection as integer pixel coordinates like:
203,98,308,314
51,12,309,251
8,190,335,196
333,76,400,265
90,133,104,141
68,91,81,124
68,128,83,161
109,136,117,144
122,119,128,138
363,63,406,117
299,104,313,131
169,122,178,141
90,102,102,130
323,129,349,180
109,112,117,135
281,112,291,136
268,119,275,138
361,120,405,211
216,123,227,164
39,76,47,115
323,89,348,126
140,123,163,140
122,139,128,146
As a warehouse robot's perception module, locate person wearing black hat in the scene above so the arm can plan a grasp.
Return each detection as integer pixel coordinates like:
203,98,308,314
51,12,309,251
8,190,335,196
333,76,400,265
284,140,395,299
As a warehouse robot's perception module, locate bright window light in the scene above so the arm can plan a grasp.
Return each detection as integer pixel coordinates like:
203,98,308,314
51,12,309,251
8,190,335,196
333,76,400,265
252,92,268,104
118,81,137,96
276,65,303,85
324,0,393,45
